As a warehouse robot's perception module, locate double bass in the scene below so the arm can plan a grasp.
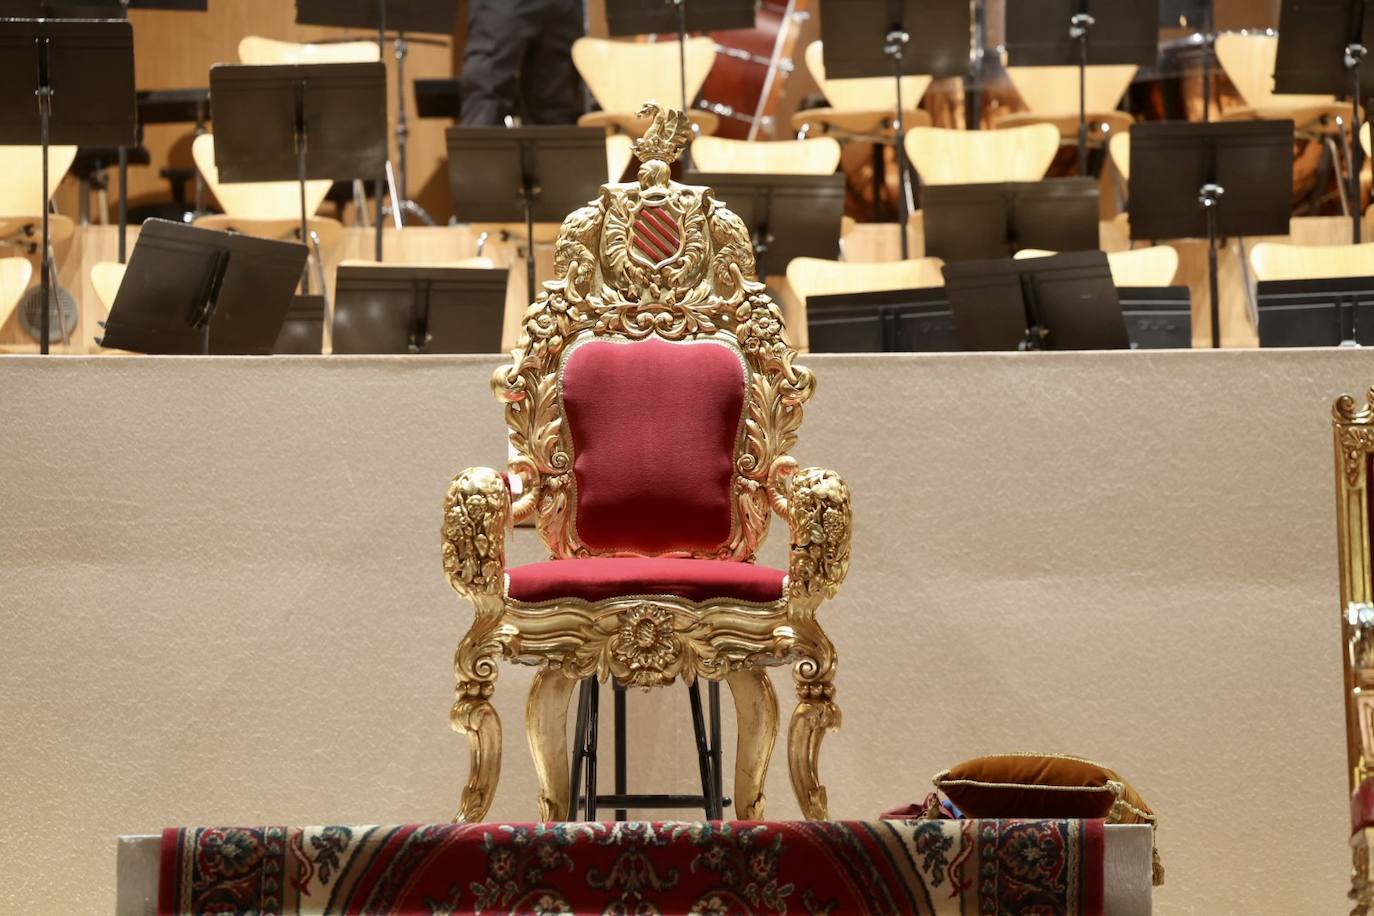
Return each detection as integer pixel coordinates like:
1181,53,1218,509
696,0,810,140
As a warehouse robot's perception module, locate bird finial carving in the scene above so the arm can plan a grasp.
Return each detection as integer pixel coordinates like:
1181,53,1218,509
632,101,692,165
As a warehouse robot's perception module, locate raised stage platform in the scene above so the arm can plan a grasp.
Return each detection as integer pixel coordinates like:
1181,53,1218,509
0,348,1367,913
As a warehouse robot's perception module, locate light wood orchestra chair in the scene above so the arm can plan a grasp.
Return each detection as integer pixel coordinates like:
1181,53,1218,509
904,124,1060,185
0,257,32,331
689,136,842,175
0,145,79,253
785,256,944,350
237,36,382,65
998,65,1137,142
1015,246,1180,287
1250,242,1374,282
573,37,719,137
791,40,932,139
1214,32,1349,129
89,261,127,313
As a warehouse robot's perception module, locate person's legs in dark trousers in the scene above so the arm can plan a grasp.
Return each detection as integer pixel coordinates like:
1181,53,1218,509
460,0,537,126
517,0,584,125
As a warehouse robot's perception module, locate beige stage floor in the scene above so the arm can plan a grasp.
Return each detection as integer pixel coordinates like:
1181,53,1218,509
0,349,1369,913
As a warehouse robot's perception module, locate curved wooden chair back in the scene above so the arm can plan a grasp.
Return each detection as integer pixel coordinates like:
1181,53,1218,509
90,261,127,311
904,124,1059,185
1015,246,1179,286
606,133,634,182
787,257,945,301
1250,242,1374,281
690,136,841,174
192,134,332,222
0,256,32,329
1214,32,1335,109
803,40,931,112
338,257,496,271
0,145,79,214
573,37,716,115
1004,64,1137,115
1109,130,1131,181
238,36,381,65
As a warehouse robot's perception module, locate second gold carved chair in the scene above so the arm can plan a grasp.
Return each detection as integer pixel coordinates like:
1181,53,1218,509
441,104,851,824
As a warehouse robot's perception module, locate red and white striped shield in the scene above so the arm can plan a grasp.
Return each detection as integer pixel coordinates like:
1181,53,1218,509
632,204,683,267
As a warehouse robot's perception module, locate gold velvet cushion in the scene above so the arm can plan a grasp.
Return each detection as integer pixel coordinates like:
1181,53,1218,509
933,753,1162,884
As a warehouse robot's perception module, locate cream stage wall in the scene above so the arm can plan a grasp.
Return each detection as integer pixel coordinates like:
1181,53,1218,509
0,350,1365,913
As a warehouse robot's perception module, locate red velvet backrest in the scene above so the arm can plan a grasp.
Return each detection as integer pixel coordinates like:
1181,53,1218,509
560,336,747,555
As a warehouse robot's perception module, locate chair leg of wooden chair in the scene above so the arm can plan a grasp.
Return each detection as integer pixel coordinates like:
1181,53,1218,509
725,668,777,820
526,665,578,822
449,615,508,823
787,622,840,820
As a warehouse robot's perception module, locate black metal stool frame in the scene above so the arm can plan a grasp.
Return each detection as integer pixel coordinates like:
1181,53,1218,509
567,677,729,821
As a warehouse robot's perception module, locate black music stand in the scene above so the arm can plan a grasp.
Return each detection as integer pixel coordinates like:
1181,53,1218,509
1274,0,1374,242
209,61,387,296
447,126,607,300
296,0,456,230
1118,286,1194,348
415,78,461,119
295,0,455,32
605,0,754,129
1005,0,1157,176
0,18,134,354
943,250,1130,351
922,178,1100,263
1257,276,1374,346
818,0,971,260
684,172,845,279
806,287,958,352
1129,120,1293,348
98,219,308,355
332,264,508,354
0,0,204,13
276,295,326,354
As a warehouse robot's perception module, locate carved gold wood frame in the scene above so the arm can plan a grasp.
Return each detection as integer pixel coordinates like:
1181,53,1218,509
1333,389,1374,914
440,105,851,825
1335,390,1374,790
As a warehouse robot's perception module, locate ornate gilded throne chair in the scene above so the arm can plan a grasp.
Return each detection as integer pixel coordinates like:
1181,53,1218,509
1335,390,1374,913
441,104,851,824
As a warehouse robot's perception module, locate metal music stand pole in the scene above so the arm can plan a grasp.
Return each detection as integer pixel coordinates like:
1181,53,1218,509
517,143,539,305
886,25,913,259
1346,14,1367,243
37,38,53,353
1201,0,1213,122
1070,2,1094,177
292,79,311,294
1199,180,1223,348
967,0,985,130
376,0,387,260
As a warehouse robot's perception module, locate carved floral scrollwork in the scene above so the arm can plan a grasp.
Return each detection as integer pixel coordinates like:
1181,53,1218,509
611,603,683,684
786,468,853,604
441,467,510,601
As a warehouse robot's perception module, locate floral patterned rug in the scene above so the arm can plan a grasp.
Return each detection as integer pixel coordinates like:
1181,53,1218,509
159,819,1104,915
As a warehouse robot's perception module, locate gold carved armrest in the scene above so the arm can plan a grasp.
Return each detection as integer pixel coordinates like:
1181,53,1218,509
783,467,852,605
441,467,511,609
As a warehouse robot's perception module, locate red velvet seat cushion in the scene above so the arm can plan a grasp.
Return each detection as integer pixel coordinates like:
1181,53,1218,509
507,557,786,605
561,336,746,554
